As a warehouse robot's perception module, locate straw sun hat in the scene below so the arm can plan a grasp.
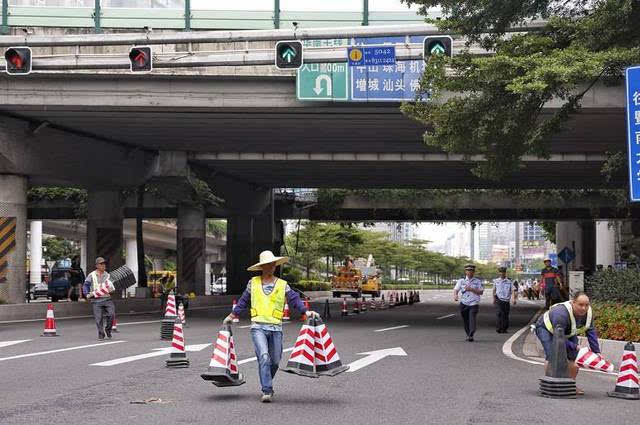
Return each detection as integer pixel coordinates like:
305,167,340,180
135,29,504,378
247,250,289,271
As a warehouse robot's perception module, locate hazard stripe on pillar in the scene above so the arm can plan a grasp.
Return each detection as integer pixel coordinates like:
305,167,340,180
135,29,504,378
0,217,17,284
96,227,120,264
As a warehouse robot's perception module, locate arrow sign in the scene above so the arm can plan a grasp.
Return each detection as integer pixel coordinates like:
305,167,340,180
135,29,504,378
346,347,407,373
133,52,147,66
313,74,332,95
430,42,446,55
281,48,296,63
91,343,210,367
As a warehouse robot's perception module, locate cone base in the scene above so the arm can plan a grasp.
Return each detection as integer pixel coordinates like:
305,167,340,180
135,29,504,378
41,332,58,337
166,359,190,368
282,367,318,378
607,390,640,400
201,372,246,387
538,391,577,399
316,365,349,376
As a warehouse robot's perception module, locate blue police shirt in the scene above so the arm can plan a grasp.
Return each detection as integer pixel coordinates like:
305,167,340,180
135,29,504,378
493,278,513,302
454,277,484,306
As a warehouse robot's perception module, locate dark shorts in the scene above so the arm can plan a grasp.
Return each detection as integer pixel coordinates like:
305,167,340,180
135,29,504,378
535,325,578,361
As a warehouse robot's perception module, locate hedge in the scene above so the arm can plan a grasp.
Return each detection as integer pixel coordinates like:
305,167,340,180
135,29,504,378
292,280,331,291
586,269,640,304
592,302,640,341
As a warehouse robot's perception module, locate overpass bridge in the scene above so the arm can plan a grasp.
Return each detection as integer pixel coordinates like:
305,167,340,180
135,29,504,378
0,19,629,302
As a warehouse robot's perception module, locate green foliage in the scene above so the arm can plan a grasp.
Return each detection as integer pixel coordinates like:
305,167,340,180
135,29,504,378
401,0,640,180
42,237,79,262
28,187,88,218
586,269,640,304
207,220,227,238
592,302,640,341
539,221,556,243
163,260,177,271
292,280,332,291
281,267,303,284
0,297,7,304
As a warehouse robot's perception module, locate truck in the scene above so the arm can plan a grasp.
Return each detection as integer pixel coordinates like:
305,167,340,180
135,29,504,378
331,255,381,298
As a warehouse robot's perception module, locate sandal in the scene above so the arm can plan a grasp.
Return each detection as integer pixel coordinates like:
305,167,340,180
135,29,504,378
576,388,585,396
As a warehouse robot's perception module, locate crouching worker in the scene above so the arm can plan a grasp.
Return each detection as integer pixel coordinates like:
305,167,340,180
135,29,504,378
534,291,602,395
223,250,318,403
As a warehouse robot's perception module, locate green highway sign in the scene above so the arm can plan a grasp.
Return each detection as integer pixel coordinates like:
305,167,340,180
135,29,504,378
297,62,349,101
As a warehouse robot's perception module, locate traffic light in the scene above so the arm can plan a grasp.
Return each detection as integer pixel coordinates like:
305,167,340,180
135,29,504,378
4,47,32,75
275,40,303,70
423,36,453,60
129,46,152,73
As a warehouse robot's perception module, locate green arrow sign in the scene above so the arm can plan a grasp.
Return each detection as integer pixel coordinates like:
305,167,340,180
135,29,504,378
281,47,296,63
430,42,446,55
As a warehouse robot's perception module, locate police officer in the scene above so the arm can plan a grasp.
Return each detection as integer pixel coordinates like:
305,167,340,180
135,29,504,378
453,264,484,342
492,267,516,333
540,258,562,310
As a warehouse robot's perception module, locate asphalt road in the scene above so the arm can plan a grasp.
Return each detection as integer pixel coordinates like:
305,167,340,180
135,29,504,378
0,290,636,425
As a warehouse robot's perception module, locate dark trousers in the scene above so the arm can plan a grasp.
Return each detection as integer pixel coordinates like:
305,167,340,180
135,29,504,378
92,299,115,337
459,303,479,337
495,298,510,332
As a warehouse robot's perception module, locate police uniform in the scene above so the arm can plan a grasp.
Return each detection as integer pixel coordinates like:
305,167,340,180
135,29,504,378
493,271,513,333
454,265,484,341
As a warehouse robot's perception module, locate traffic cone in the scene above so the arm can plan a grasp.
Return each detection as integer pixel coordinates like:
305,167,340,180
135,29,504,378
231,299,239,323
369,298,376,311
161,292,177,340
301,298,311,321
409,292,414,305
352,299,360,314
283,317,319,378
539,326,576,398
575,347,614,373
341,298,348,316
201,324,246,387
41,303,58,337
313,317,349,376
283,302,290,321
608,342,640,400
178,302,187,327
111,314,119,333
389,293,396,308
360,297,367,313
166,316,189,368
416,291,421,303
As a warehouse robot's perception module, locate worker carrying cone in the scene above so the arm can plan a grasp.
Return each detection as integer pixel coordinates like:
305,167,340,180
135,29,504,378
201,324,245,387
166,316,189,368
222,250,318,402
41,303,58,337
608,342,640,400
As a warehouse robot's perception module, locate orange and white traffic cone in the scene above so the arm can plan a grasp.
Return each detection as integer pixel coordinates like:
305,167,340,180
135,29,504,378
111,314,119,333
166,316,189,368
360,297,367,313
301,299,311,321
341,298,348,316
575,347,614,373
164,293,177,317
283,302,290,321
389,292,396,308
161,292,177,340
313,317,349,376
231,299,240,323
352,299,360,315
201,324,246,387
178,302,187,327
369,298,376,311
608,342,640,400
41,303,58,337
283,317,318,378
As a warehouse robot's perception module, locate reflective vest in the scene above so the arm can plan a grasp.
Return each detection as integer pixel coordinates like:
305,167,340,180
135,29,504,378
250,276,286,325
543,301,592,337
90,271,110,298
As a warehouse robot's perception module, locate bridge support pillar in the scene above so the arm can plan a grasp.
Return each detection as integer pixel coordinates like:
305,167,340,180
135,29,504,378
0,175,27,303
556,221,596,274
176,204,206,296
226,190,283,295
29,220,42,285
596,221,616,268
124,232,138,297
87,190,124,294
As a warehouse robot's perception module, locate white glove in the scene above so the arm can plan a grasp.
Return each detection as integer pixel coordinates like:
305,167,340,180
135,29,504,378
306,310,320,319
223,314,235,324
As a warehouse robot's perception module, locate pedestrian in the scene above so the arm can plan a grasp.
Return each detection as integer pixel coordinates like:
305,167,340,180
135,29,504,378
492,267,516,333
453,263,484,342
540,258,562,310
534,291,602,395
82,257,116,340
223,250,318,403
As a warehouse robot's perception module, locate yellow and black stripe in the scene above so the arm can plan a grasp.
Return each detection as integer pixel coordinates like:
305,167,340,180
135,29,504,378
0,217,17,284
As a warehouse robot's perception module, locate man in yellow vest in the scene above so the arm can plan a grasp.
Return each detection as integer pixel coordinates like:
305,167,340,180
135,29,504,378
224,250,318,403
534,291,602,395
82,257,116,340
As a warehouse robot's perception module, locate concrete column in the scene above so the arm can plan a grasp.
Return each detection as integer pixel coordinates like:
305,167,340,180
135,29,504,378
87,190,124,289
177,205,205,296
205,262,211,295
80,239,87,275
556,221,596,273
29,221,42,284
596,220,616,268
124,234,138,297
0,175,27,303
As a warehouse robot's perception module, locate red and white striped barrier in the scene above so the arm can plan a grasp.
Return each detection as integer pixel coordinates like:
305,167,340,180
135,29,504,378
231,299,239,323
284,320,318,378
178,302,186,326
91,280,115,298
166,316,189,367
575,347,614,373
313,319,348,376
201,326,245,386
283,302,290,321
164,293,176,317
41,303,58,337
608,342,640,400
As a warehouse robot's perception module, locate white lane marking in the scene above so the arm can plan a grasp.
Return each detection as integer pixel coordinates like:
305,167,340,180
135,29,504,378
347,347,407,373
0,339,32,348
91,343,210,366
374,325,409,333
436,314,455,320
0,341,125,362
117,320,161,326
238,347,294,365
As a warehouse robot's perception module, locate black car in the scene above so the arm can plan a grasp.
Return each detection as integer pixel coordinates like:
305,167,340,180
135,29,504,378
47,271,71,302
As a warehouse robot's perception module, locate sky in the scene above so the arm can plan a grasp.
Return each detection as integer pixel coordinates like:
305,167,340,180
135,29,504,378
416,222,463,245
191,0,421,12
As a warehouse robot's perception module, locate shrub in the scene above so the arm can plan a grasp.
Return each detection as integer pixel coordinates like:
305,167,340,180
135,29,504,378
586,270,640,304
292,280,331,291
592,301,640,341
0,297,7,305
282,267,303,284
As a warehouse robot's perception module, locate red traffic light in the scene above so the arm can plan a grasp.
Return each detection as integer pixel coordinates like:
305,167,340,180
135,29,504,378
128,46,152,73
4,47,32,75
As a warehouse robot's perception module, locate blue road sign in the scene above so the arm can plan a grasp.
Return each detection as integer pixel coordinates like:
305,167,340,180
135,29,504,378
548,253,558,268
626,66,640,201
350,36,427,102
557,247,575,264
348,46,396,67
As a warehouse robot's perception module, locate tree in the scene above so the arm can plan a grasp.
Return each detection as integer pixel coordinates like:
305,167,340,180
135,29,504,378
42,237,79,262
402,0,640,180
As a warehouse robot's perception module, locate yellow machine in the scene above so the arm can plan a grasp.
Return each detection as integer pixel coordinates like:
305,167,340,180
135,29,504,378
148,271,176,298
331,255,381,298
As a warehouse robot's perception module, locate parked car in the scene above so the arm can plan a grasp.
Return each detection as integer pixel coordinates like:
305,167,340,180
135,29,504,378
47,271,71,302
32,282,49,300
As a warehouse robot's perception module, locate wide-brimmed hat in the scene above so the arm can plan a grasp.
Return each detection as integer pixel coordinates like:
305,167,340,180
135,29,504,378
247,250,289,271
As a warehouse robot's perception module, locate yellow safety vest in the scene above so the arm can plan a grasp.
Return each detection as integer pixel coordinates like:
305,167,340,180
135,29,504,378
543,301,592,337
90,271,110,297
250,277,286,325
